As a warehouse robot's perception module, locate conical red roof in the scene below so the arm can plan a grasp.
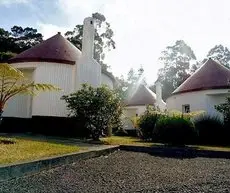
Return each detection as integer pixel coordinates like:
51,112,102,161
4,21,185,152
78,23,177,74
126,84,156,106
173,58,230,95
9,33,81,65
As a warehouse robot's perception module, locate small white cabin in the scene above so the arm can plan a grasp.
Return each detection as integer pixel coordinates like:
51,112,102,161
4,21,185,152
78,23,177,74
123,84,166,130
167,58,230,118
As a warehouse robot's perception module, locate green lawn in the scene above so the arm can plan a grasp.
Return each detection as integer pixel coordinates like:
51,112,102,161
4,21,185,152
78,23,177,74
100,136,156,146
0,137,81,165
101,136,230,152
194,145,230,152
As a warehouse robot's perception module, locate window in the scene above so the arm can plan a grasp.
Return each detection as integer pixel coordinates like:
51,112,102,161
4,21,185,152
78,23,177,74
182,104,190,113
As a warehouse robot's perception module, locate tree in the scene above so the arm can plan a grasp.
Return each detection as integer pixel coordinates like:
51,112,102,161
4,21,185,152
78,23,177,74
115,66,145,101
10,26,43,53
157,40,197,100
65,12,115,70
0,63,60,124
0,52,16,62
62,84,123,140
207,45,230,68
0,28,15,54
0,26,43,61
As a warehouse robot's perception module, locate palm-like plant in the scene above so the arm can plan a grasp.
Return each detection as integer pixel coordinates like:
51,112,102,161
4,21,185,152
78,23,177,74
0,63,60,124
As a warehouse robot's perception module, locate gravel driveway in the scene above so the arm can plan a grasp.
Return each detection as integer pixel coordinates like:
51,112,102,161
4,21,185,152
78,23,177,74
1,150,230,193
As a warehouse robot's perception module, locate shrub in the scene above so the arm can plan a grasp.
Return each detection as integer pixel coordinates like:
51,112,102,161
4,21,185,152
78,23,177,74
137,112,159,141
0,116,87,138
215,97,230,128
0,52,15,62
113,128,129,136
167,110,205,119
154,116,197,145
194,115,225,145
62,84,123,141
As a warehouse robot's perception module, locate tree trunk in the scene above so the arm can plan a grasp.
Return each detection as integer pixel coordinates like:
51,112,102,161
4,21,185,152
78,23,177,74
107,126,112,137
0,109,3,126
0,103,4,126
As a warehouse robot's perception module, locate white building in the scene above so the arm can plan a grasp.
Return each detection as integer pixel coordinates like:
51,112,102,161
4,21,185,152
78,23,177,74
123,83,166,130
4,17,115,118
167,58,230,118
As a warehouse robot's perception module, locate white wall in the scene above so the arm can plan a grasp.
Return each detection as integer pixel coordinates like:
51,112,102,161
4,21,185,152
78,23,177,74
167,89,230,118
75,17,101,89
8,62,76,117
124,106,147,117
101,73,114,89
155,82,166,111
156,99,166,111
4,69,34,118
123,105,147,130
76,58,101,89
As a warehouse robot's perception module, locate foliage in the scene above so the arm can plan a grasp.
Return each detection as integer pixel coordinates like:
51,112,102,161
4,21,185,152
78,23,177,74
137,111,159,141
194,115,225,145
166,110,205,119
113,127,129,136
65,12,115,70
0,52,16,62
215,97,230,127
0,26,43,54
0,28,15,53
0,116,89,138
62,84,123,140
154,116,197,145
157,40,197,100
115,66,145,101
207,45,230,68
10,26,43,53
0,63,60,124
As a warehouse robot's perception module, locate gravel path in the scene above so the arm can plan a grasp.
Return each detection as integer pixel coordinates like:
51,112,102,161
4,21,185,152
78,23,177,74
1,150,230,193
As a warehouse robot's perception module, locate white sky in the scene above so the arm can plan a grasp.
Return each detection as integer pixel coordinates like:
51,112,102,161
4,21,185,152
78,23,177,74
3,0,230,85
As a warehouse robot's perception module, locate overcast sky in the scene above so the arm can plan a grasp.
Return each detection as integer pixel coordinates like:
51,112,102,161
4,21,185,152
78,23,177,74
1,0,230,84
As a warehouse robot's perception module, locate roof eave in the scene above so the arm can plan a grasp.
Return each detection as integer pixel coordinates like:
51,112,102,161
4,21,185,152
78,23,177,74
8,58,76,65
172,86,230,95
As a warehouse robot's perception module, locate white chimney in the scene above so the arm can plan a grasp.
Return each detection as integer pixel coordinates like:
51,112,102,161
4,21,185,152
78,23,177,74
156,81,163,104
82,17,95,58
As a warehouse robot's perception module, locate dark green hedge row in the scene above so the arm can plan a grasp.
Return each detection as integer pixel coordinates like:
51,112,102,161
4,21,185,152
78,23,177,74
137,112,229,146
0,116,89,138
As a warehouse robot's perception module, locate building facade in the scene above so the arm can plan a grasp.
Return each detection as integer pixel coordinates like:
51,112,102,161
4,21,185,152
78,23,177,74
4,17,115,118
167,58,230,118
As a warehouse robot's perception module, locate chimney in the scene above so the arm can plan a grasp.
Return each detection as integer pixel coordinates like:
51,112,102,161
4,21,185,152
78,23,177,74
156,81,163,104
82,17,95,58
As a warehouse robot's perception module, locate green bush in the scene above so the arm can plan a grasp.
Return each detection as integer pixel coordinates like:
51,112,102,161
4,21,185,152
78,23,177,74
0,52,15,62
113,128,129,136
215,97,230,129
194,115,225,145
154,116,197,145
137,112,159,141
62,84,123,140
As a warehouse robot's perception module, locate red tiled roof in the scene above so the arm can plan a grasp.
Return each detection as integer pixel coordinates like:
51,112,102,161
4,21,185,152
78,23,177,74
126,84,156,106
173,58,230,95
8,33,81,65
